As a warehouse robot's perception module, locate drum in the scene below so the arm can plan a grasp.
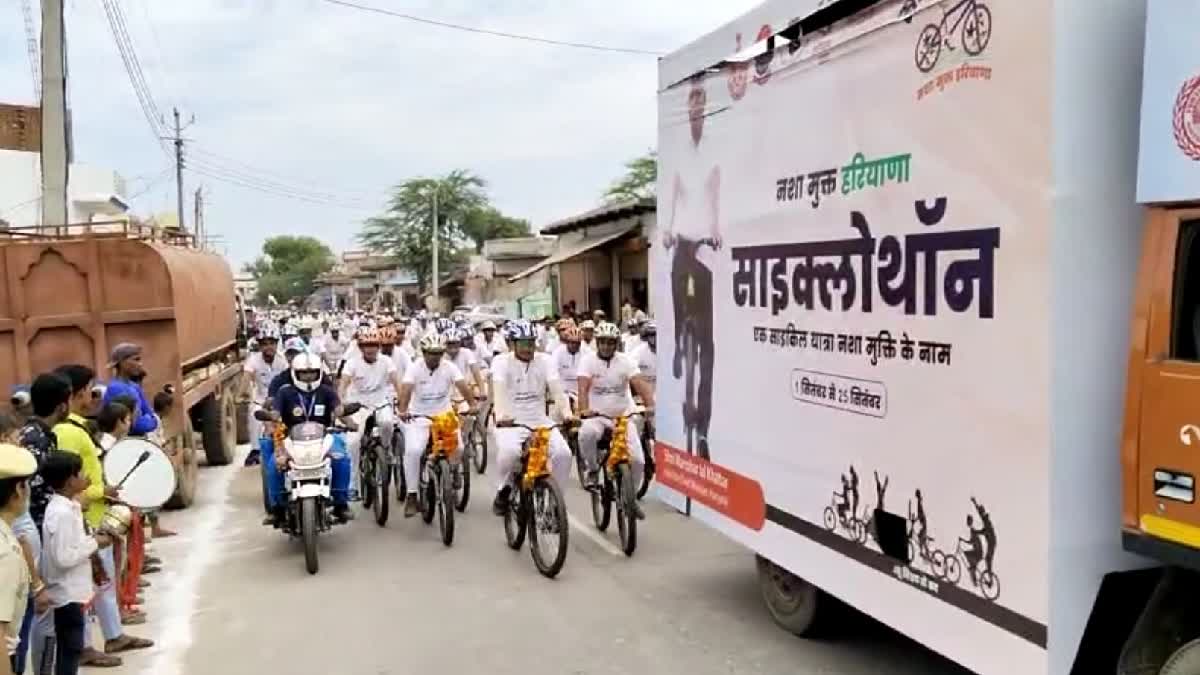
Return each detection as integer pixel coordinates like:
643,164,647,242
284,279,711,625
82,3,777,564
102,438,177,509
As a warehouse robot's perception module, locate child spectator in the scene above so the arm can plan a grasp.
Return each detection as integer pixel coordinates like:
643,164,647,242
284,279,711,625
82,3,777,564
94,403,131,458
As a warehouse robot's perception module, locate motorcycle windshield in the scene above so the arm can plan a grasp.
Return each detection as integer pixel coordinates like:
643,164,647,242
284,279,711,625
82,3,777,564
289,422,325,442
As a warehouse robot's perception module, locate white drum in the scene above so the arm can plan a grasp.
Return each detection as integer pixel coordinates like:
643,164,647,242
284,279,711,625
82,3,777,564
103,438,177,509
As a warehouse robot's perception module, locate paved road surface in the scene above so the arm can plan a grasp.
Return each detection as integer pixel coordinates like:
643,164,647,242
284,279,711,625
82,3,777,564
103,445,973,675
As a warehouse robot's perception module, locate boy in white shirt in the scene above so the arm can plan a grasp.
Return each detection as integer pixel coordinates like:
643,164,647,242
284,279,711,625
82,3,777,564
396,334,476,518
40,452,113,675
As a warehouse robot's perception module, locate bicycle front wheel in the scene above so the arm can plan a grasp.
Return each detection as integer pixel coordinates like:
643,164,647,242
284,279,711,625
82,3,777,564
361,449,377,511
591,472,612,532
529,477,569,578
980,570,1000,600
454,460,470,513
615,463,637,557
637,443,655,499
374,461,390,527
437,461,455,547
472,422,488,474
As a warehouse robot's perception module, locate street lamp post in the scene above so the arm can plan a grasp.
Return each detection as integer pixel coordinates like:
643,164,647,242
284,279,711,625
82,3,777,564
431,188,439,309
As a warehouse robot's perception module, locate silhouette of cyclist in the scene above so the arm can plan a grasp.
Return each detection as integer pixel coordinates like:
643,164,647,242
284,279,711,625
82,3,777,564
911,489,929,558
836,474,851,524
664,73,722,461
962,514,986,586
848,466,860,519
873,470,889,511
972,497,996,575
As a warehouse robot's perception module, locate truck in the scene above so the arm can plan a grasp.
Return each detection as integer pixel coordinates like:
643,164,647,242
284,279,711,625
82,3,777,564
651,1,1200,673
0,223,243,508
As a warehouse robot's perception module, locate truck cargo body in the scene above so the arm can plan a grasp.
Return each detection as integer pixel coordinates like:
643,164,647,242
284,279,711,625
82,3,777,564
651,1,1154,673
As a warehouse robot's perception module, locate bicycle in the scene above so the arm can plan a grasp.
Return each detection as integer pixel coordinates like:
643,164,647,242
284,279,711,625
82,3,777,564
636,408,655,499
358,402,394,527
666,235,719,459
905,513,947,577
467,398,489,475
585,412,644,557
451,401,476,513
913,0,992,73
943,537,1001,601
822,492,867,544
497,421,570,578
402,413,462,547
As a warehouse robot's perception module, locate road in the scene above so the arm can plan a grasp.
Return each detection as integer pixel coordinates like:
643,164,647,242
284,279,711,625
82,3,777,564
105,444,973,675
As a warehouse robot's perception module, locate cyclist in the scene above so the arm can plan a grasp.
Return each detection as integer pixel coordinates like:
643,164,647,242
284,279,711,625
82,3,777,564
396,334,477,518
971,497,996,575
444,328,487,400
318,323,348,374
578,320,597,352
960,514,987,586
550,325,584,416
265,352,357,525
848,465,860,521
489,320,574,516
240,323,287,466
631,321,656,388
836,474,851,524
474,321,507,366
910,489,930,559
339,328,405,501
576,322,655,520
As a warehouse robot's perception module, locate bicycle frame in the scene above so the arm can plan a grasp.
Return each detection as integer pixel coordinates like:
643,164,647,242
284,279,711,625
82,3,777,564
938,0,978,34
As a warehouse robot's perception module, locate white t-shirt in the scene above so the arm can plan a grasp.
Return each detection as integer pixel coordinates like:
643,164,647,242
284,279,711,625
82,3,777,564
622,334,642,353
342,355,399,407
550,344,584,396
474,334,508,365
402,360,464,417
320,335,348,369
446,348,479,383
244,351,289,400
492,352,558,427
578,351,639,417
632,342,656,386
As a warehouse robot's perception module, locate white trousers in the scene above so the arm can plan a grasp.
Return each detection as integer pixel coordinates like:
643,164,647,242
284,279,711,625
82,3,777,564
494,427,571,493
347,404,395,486
402,418,461,495
579,417,645,487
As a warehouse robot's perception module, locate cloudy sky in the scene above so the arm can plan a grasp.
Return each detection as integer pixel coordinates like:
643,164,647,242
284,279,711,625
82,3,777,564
0,0,758,267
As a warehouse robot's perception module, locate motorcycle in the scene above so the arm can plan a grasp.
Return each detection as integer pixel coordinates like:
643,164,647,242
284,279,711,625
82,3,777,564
254,402,361,575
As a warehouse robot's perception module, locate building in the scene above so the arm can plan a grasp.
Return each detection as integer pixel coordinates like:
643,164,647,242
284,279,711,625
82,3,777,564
0,149,129,231
508,197,655,318
313,250,421,312
463,236,556,317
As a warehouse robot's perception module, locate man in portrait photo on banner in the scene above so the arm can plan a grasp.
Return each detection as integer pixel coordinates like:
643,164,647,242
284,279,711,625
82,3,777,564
661,72,721,461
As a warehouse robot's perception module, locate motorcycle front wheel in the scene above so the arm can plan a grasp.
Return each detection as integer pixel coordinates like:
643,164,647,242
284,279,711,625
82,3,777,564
301,497,319,575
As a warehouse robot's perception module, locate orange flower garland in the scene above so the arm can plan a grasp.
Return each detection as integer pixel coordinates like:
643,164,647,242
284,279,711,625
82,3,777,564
430,410,460,457
607,416,630,471
522,428,551,489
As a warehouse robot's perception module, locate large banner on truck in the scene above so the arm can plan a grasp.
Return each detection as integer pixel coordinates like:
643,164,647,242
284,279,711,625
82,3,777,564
652,1,1051,673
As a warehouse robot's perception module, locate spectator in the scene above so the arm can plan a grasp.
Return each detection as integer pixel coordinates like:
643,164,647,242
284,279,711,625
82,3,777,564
6,390,30,429
621,297,634,327
14,374,71,675
94,403,131,457
39,452,114,675
54,366,154,666
0,443,37,675
0,415,16,446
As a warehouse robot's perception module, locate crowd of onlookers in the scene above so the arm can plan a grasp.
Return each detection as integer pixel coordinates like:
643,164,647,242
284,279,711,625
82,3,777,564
0,343,174,674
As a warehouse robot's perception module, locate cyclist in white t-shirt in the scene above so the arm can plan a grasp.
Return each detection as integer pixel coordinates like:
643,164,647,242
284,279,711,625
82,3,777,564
240,324,288,465
339,328,405,500
489,320,574,516
577,322,655,520
396,334,476,518
474,321,508,367
550,324,585,414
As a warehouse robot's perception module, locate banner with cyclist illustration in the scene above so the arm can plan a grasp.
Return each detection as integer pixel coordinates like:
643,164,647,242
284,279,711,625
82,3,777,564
652,1,1051,674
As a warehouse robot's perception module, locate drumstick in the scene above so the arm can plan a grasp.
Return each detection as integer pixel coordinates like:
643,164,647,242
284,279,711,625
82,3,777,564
114,451,152,490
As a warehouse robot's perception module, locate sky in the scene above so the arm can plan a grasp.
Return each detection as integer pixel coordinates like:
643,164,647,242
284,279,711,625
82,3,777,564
0,0,759,268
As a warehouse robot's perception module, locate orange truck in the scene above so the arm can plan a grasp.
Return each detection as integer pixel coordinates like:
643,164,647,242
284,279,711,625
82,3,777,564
0,224,243,507
652,1,1200,673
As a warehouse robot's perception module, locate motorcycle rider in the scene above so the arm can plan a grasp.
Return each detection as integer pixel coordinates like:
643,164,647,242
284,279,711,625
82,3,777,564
264,353,358,525
339,328,405,502
577,322,655,520
267,337,313,399
395,334,477,518
489,320,574,516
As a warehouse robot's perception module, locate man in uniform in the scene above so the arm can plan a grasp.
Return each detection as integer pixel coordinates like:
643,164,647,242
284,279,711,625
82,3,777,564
0,443,36,674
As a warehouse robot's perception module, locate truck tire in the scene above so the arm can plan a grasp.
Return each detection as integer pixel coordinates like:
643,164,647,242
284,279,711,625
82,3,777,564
1161,639,1200,675
197,388,236,466
236,400,250,445
166,417,199,509
756,555,828,637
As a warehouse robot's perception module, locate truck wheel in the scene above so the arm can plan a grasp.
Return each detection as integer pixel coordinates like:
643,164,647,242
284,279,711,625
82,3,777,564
197,389,236,466
1161,639,1200,675
236,399,250,445
166,417,199,509
756,555,827,637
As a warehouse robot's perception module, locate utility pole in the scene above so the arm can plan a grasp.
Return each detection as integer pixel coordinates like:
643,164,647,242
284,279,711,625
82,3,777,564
431,189,440,308
173,108,185,232
193,186,203,249
40,0,68,232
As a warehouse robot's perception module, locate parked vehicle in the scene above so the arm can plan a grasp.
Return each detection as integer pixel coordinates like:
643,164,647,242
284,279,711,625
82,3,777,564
653,1,1200,673
0,224,242,508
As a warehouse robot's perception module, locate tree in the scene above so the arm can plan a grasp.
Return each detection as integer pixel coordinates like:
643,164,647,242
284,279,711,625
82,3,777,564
243,235,334,305
359,170,526,289
459,206,531,253
603,150,657,204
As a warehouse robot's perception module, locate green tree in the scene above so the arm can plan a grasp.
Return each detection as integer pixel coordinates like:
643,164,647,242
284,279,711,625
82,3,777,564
459,206,531,253
603,150,657,204
360,170,523,289
243,235,334,304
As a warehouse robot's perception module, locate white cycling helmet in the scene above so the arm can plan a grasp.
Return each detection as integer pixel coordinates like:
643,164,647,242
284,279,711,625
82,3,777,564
435,318,455,333
283,337,308,354
479,320,497,331
419,333,447,353
290,352,323,393
506,319,536,342
258,323,281,342
443,328,464,345
594,322,621,340
579,320,596,331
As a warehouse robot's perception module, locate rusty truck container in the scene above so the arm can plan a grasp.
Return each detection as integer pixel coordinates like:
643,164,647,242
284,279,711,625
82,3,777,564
0,229,243,507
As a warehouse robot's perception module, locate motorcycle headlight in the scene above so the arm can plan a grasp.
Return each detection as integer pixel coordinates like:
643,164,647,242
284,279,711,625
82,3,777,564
291,439,327,467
